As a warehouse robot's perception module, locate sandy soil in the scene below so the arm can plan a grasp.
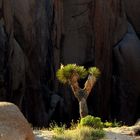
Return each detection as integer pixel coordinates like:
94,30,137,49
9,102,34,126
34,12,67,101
103,126,140,140
34,130,53,140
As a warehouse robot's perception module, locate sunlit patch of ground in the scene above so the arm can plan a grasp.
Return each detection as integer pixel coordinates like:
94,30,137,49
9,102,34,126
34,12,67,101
103,126,139,140
34,130,53,140
34,125,140,140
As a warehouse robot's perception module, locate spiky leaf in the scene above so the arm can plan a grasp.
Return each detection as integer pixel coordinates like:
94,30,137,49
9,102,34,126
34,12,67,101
56,64,87,84
75,66,87,79
88,67,101,78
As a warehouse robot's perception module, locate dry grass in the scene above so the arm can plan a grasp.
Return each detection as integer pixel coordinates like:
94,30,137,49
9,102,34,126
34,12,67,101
52,126,105,140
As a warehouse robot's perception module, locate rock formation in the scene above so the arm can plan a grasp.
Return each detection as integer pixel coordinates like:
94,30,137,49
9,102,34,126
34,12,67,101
113,23,140,125
0,102,35,140
0,0,139,126
124,0,140,35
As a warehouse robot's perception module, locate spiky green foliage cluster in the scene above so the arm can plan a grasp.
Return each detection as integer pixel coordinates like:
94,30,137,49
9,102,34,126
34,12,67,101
88,67,101,78
56,64,87,84
56,64,101,84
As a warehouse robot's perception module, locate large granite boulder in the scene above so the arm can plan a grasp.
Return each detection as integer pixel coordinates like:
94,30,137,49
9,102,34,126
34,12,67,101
0,102,35,140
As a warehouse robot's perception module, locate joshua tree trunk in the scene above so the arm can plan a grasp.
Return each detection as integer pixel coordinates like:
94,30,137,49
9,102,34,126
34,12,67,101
69,72,97,118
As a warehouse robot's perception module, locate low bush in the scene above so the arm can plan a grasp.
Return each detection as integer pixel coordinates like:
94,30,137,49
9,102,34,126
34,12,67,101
104,120,122,128
79,115,104,129
53,126,105,140
52,116,105,140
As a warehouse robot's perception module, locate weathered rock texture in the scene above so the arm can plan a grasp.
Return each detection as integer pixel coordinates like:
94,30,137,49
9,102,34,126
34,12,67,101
53,0,140,124
0,102,35,140
0,0,139,126
93,0,127,119
0,0,51,126
113,23,140,125
124,0,140,35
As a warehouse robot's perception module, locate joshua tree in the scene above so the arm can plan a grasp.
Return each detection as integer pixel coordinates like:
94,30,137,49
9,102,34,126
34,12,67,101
56,64,101,118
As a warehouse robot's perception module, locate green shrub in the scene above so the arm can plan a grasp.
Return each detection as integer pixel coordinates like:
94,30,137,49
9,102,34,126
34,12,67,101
103,121,113,128
90,129,105,140
103,120,122,128
52,126,105,140
79,115,103,129
78,127,105,140
51,118,105,140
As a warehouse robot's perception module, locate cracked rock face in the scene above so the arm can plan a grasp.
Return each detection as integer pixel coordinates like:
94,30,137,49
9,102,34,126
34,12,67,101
124,0,140,35
113,23,140,125
0,0,139,126
62,0,94,65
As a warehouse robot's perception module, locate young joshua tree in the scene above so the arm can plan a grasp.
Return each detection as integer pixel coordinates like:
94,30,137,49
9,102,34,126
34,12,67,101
56,64,101,118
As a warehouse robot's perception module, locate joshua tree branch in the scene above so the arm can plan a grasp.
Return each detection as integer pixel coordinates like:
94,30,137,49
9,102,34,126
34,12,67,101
84,74,97,95
69,72,80,98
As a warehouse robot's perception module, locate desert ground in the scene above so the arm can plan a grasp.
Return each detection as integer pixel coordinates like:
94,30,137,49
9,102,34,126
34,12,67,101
34,125,140,140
